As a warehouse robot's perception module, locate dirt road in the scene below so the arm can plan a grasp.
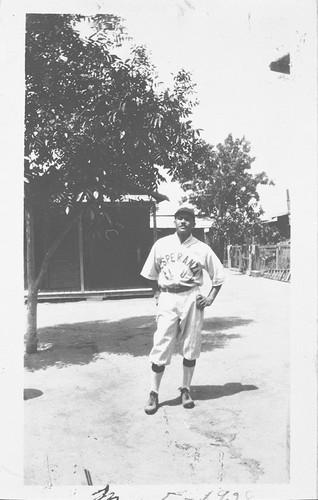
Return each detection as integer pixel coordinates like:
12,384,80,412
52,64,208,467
24,269,290,487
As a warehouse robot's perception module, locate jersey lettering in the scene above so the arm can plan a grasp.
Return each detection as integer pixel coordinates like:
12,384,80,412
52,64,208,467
141,233,225,289
155,251,201,285
188,258,196,268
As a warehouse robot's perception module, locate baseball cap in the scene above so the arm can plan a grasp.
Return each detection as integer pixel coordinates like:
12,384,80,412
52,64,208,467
174,206,195,219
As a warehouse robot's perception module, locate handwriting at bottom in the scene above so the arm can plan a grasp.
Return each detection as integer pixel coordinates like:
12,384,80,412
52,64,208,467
92,484,119,500
163,490,254,500
90,485,254,500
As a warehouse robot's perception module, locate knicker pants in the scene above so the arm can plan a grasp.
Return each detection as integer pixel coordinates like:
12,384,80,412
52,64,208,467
149,287,204,366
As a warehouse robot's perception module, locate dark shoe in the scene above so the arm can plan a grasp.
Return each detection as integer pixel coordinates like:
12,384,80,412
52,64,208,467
144,391,159,415
180,387,195,409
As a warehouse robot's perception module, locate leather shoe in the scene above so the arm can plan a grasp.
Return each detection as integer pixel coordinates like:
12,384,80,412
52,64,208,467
180,387,195,409
144,391,159,415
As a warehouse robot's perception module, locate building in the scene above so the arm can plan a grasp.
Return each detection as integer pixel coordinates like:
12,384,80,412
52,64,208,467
262,211,291,241
24,192,168,301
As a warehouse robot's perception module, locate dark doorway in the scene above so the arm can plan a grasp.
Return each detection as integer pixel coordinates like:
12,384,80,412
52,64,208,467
83,203,153,290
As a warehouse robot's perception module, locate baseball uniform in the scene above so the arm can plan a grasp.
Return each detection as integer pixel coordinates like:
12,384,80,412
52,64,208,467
141,233,225,365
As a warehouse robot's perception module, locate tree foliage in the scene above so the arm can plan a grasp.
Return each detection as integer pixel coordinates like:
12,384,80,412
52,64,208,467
175,134,278,252
25,13,198,217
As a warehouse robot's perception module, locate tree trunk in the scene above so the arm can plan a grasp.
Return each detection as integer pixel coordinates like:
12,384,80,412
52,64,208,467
25,205,38,353
25,205,82,354
26,286,38,354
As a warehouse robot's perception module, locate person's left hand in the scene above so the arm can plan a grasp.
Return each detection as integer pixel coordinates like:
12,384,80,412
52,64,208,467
196,294,212,310
154,290,160,306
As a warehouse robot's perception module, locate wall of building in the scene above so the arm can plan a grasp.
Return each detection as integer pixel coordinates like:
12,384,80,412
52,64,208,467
25,203,153,292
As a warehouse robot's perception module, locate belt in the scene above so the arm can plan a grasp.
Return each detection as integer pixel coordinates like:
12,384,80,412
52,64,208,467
160,285,192,294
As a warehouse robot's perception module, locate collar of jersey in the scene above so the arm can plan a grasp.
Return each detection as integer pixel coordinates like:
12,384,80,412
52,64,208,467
173,232,196,246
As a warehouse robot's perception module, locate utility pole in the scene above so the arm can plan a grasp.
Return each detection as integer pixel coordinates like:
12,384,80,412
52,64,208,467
286,189,291,213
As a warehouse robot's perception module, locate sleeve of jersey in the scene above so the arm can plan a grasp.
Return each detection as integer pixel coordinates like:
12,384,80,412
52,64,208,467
140,243,160,281
205,249,226,286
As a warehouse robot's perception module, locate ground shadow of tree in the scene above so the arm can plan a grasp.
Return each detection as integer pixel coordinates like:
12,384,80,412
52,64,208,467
24,316,254,371
159,383,258,407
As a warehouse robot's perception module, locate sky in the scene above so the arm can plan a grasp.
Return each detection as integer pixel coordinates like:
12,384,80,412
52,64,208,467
0,0,314,222
1,0,312,219
87,0,309,218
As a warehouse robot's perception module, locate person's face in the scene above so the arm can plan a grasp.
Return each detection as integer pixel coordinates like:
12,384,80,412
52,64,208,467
174,212,195,239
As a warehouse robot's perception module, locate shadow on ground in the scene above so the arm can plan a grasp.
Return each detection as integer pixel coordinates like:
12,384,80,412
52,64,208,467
24,388,43,400
159,383,258,408
24,316,253,371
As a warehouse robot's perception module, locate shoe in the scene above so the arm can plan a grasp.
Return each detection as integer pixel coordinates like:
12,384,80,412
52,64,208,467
144,391,159,415
180,387,195,409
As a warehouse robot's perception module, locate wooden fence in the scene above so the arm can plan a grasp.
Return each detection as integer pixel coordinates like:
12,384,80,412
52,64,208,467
227,243,290,282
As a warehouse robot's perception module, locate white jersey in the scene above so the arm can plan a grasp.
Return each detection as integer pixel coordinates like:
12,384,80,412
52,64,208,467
141,233,225,289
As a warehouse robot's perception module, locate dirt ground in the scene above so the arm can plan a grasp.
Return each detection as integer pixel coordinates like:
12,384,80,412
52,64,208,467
24,269,290,488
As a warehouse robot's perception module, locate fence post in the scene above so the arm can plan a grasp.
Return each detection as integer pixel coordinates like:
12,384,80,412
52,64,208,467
227,245,231,268
238,248,243,272
255,245,260,271
276,245,279,269
248,245,252,275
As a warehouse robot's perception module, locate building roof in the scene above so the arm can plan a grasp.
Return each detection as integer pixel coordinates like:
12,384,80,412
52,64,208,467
269,53,290,74
262,211,290,223
125,183,170,203
150,213,213,229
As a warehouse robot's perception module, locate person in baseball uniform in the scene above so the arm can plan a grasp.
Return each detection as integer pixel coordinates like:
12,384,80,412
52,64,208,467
140,206,225,415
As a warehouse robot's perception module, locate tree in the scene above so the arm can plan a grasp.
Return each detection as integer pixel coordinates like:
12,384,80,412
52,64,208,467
25,14,198,353
175,134,275,260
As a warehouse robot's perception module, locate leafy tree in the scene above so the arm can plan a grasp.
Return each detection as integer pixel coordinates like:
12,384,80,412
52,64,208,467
25,13,197,353
175,134,276,260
